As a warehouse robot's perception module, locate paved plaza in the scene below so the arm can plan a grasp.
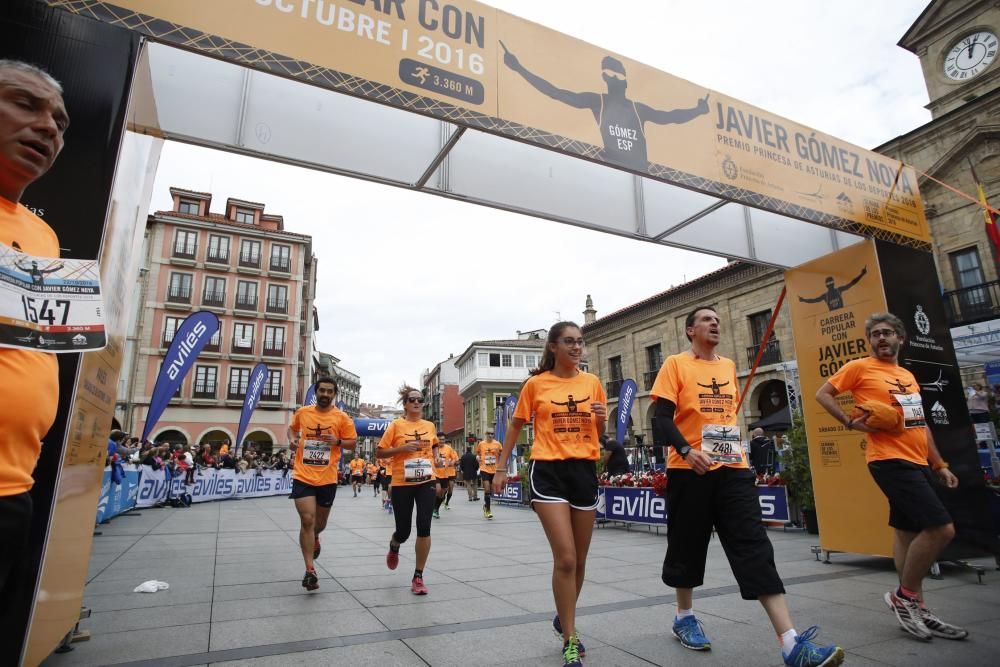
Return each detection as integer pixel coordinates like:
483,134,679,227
42,488,999,666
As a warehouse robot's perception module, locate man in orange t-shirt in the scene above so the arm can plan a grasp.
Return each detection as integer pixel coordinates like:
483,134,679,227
817,312,965,641
0,61,70,606
432,432,459,517
349,455,366,497
476,430,503,519
651,306,842,663
287,377,358,590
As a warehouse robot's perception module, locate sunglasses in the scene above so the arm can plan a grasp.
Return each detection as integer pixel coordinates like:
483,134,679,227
560,337,586,347
406,396,425,404
602,69,626,81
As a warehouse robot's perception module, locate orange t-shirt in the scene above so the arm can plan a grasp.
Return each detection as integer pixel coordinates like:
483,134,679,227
476,440,504,472
0,199,60,496
349,458,365,476
433,444,459,478
650,352,748,470
366,463,376,476
513,371,607,461
828,357,928,465
377,418,439,486
289,405,357,486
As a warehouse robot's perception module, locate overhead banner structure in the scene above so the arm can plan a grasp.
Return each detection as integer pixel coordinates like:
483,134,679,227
48,0,929,256
786,240,994,558
142,311,220,441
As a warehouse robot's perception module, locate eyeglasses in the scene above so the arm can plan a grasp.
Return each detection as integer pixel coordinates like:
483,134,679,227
560,337,586,347
602,69,626,81
406,397,424,404
870,329,898,339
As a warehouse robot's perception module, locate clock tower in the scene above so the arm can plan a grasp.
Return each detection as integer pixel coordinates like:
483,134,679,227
900,0,1000,117
877,1,1000,382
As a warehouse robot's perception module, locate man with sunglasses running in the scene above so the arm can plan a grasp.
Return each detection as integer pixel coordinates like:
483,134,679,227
817,313,966,641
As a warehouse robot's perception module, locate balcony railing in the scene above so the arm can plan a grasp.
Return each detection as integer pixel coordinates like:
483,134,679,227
228,387,247,401
606,378,624,397
202,339,221,353
262,342,285,357
238,252,261,268
162,332,175,347
172,247,195,260
232,338,254,354
261,388,282,401
643,370,657,391
166,287,191,303
269,257,291,272
943,280,1000,327
266,298,288,314
206,250,229,264
202,290,225,307
192,385,216,399
746,338,782,368
234,295,258,310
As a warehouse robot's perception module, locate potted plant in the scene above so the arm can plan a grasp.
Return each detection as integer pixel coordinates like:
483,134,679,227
782,410,819,534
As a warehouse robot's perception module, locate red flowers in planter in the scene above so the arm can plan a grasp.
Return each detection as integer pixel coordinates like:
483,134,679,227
598,471,669,497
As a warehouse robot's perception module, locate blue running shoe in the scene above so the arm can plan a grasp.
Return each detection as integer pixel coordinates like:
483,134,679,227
783,626,844,667
561,636,582,667
672,615,711,650
552,615,586,657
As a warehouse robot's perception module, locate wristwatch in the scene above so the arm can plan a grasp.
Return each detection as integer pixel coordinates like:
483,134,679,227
677,445,691,459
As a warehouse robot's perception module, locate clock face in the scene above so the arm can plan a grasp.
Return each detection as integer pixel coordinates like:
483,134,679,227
944,31,998,80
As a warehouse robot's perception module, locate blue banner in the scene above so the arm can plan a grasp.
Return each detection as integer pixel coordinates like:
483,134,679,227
616,378,638,443
142,311,220,441
501,395,518,473
986,360,1000,387
95,466,142,523
494,405,502,440
354,418,391,436
304,383,317,406
596,486,790,525
336,399,347,412
494,481,523,504
236,362,269,451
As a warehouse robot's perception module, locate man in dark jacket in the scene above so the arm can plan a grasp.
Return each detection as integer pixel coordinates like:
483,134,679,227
600,435,630,476
459,447,479,501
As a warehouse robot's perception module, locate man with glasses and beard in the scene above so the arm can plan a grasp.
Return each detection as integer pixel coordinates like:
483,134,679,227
287,376,357,591
816,313,966,642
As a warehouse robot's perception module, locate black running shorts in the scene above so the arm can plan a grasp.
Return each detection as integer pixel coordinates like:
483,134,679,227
868,459,953,532
528,459,599,510
289,479,337,508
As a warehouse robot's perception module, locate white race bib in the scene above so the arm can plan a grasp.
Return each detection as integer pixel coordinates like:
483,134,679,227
404,457,433,482
484,455,497,466
302,439,331,466
0,243,106,352
895,393,926,429
701,424,744,465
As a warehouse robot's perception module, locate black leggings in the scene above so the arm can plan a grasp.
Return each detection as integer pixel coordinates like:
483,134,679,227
391,481,436,542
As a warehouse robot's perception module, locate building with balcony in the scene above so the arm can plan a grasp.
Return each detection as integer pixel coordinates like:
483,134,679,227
116,187,316,452
331,362,361,417
421,354,463,443
582,262,793,444
455,333,547,445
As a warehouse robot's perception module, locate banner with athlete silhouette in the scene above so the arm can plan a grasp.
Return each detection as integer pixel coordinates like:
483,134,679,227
53,0,928,245
236,362,269,452
786,240,996,558
142,311,220,441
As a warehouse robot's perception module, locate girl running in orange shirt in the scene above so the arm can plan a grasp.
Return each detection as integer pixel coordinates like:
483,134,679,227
377,385,443,595
493,322,606,667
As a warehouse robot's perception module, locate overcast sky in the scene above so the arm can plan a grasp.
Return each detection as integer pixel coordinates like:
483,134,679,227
147,0,932,405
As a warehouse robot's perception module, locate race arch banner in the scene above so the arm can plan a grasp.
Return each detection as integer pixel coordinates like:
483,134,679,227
48,0,929,246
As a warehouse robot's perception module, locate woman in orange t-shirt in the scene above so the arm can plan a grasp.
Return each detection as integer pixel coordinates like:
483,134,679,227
493,322,606,664
376,384,443,595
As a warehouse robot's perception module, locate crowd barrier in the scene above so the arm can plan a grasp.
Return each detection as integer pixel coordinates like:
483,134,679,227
596,486,790,526
95,466,142,523
135,466,293,507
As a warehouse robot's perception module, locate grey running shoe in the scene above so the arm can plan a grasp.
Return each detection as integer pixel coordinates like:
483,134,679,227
884,591,932,640
919,607,968,640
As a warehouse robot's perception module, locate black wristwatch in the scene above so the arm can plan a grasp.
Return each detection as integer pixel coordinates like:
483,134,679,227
677,445,691,459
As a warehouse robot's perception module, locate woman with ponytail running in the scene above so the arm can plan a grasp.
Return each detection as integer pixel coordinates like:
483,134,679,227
377,384,442,595
492,322,606,667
